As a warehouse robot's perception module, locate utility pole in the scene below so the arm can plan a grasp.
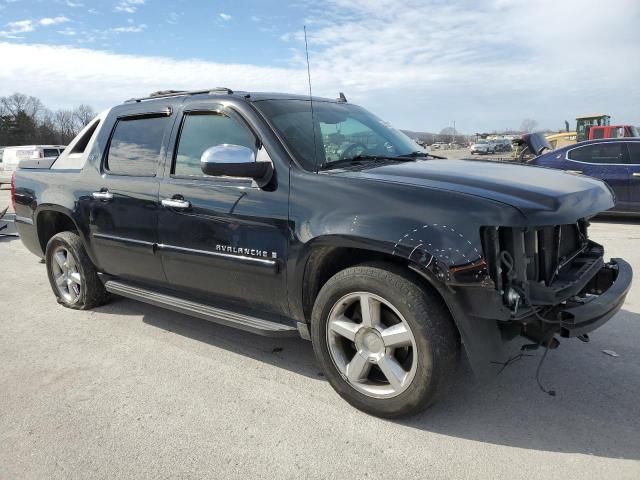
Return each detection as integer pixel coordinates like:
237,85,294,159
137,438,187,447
452,120,456,143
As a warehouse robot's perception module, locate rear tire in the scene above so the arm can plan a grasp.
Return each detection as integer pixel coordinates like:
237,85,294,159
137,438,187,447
311,263,460,418
45,231,108,310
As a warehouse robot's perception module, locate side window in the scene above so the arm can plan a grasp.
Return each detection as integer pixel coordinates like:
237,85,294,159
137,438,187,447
106,116,168,176
43,148,59,158
627,143,640,164
173,112,257,177
568,143,624,164
70,120,100,155
591,128,604,139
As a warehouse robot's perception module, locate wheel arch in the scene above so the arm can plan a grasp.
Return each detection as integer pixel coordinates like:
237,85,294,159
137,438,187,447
293,235,455,328
34,206,93,261
293,235,511,380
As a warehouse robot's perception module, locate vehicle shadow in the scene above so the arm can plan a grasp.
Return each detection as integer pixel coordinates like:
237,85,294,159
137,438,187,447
399,308,640,460
0,234,19,244
95,298,640,460
593,215,640,225
94,296,323,380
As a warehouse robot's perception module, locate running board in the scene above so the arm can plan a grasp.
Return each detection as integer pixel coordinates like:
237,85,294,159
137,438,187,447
104,280,299,338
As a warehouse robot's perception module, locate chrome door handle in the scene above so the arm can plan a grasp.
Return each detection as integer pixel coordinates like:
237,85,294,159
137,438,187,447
161,198,191,209
633,172,640,177
565,170,582,175
92,191,113,200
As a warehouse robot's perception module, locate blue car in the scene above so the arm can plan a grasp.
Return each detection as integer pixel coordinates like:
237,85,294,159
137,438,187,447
531,138,640,215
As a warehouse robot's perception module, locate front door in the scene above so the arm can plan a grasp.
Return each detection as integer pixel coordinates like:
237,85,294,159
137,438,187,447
90,108,174,285
157,102,289,315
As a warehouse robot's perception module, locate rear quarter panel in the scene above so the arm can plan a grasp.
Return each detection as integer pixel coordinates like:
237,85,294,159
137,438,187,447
13,169,87,257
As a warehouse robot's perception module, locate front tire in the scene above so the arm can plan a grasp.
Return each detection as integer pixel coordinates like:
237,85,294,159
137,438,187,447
311,263,460,418
45,231,108,310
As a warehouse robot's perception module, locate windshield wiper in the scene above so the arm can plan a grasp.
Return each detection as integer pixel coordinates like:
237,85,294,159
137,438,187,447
397,151,447,160
319,155,409,170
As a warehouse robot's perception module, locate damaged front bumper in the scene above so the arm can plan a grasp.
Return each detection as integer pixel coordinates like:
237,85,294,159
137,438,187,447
557,258,632,338
420,254,632,379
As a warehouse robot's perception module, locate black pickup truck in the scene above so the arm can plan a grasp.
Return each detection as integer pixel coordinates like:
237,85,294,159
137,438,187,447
12,88,632,417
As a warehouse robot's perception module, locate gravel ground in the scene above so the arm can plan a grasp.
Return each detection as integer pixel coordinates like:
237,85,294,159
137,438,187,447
431,147,512,161
0,186,639,480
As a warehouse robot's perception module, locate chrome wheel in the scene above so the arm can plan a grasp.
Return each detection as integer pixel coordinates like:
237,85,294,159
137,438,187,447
326,292,418,398
50,246,82,304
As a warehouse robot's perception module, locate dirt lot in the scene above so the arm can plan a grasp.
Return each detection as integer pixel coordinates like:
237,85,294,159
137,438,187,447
0,185,639,479
438,147,514,161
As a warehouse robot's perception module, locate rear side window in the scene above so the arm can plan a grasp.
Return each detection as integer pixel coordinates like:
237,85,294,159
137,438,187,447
173,112,257,177
106,116,168,176
627,143,640,164
43,149,59,158
71,120,100,154
568,143,624,164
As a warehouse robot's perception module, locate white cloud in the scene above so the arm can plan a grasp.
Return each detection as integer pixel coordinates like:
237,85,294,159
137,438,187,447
0,42,308,111
115,0,145,14
39,16,70,26
219,13,232,21
0,0,638,132
0,16,70,38
65,1,84,7
166,12,183,25
110,24,146,33
286,0,640,131
57,27,77,36
2,19,35,35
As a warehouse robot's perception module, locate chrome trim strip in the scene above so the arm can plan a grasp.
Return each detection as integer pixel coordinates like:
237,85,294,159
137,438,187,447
157,243,277,267
91,233,277,268
14,215,33,225
92,233,154,247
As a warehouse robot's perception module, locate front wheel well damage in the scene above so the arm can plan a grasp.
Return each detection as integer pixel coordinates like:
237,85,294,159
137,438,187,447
301,246,453,327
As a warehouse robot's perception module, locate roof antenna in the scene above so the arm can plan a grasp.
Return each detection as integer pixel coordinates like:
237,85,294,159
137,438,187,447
304,25,319,173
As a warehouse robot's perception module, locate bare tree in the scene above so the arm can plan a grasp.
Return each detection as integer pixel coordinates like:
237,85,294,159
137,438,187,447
520,118,538,133
53,109,77,144
0,93,44,119
73,104,96,130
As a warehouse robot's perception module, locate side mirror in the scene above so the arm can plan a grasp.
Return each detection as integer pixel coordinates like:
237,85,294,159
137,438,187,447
200,144,272,184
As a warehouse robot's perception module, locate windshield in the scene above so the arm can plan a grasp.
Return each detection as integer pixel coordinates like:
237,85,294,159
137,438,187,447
255,99,422,171
629,126,639,137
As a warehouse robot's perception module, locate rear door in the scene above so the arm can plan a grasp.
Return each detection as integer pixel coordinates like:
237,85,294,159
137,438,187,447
565,142,631,212
625,142,640,213
89,106,175,285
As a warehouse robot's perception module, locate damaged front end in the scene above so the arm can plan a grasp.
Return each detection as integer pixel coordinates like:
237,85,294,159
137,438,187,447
481,221,632,346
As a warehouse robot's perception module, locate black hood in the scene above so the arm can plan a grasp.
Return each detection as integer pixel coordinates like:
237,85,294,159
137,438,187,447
338,159,614,225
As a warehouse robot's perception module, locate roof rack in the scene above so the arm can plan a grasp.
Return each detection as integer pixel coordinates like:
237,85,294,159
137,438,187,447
125,87,234,103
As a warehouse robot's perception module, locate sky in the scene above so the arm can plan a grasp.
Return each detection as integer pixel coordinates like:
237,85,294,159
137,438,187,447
0,0,638,133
